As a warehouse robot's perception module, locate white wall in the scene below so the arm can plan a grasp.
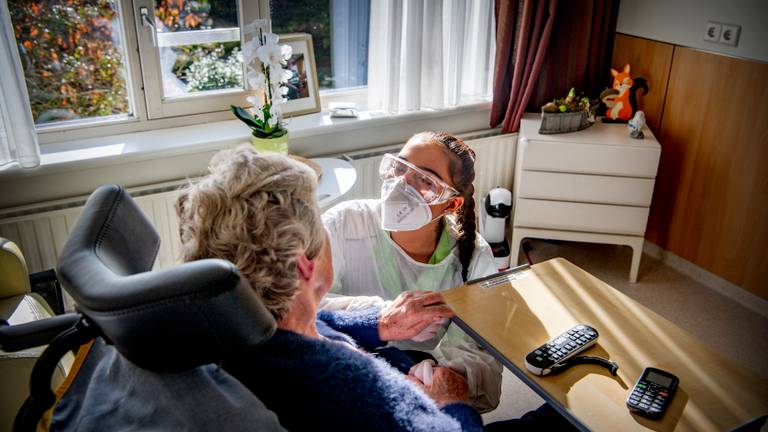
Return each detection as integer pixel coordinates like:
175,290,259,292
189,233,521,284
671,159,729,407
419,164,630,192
617,0,768,63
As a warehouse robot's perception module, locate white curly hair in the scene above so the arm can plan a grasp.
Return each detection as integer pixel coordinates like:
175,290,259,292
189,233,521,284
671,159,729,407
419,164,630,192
176,145,324,320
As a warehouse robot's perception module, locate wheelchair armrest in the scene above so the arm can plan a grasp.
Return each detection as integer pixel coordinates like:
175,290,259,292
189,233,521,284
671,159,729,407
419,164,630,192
29,269,57,286
0,313,80,352
29,269,66,315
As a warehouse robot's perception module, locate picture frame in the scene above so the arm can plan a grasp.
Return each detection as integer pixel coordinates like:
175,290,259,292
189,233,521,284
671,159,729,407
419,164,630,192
279,33,321,117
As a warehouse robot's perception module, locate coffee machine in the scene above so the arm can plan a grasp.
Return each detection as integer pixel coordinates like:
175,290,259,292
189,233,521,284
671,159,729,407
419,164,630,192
480,187,512,271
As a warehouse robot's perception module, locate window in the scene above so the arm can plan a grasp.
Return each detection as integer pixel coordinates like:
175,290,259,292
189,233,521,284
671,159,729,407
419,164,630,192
9,0,133,126
135,0,259,118
7,0,263,131
3,0,489,142
270,0,369,91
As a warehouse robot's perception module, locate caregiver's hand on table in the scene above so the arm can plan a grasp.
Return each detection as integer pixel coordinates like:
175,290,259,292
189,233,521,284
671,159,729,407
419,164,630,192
378,291,454,341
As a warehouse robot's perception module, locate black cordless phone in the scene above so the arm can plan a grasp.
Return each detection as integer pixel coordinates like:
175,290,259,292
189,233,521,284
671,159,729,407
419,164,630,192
627,367,679,419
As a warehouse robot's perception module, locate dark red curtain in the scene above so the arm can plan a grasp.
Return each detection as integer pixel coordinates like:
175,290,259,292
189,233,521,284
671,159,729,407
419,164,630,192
490,0,557,133
491,0,620,133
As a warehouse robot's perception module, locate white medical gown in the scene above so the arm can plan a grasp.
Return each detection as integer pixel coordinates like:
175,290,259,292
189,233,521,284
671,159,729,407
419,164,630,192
321,199,503,412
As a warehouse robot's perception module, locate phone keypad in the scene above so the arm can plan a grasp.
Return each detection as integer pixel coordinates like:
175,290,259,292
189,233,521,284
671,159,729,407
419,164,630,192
627,379,668,416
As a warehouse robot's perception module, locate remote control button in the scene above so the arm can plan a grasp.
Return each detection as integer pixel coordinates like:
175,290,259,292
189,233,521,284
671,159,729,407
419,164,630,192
638,403,649,409
651,403,662,409
575,325,585,330
535,356,543,362
659,391,668,397
554,337,567,344
534,350,543,355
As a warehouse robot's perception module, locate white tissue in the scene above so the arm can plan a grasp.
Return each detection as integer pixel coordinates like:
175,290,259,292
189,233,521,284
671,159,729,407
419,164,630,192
409,359,436,386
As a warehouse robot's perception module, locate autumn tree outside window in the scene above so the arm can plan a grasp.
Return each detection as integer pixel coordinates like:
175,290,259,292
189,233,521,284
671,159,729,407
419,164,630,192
5,0,370,135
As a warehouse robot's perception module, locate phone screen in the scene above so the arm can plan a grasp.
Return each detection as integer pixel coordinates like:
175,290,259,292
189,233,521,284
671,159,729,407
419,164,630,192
646,371,673,387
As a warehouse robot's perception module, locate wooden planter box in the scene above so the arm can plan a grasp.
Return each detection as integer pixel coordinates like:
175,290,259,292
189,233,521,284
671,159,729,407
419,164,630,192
539,111,590,134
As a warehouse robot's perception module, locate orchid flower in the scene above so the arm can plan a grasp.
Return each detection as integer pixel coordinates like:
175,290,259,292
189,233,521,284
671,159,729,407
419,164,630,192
230,21,290,139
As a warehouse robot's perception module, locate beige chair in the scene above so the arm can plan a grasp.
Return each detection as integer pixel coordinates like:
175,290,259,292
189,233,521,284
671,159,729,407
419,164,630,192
0,238,72,430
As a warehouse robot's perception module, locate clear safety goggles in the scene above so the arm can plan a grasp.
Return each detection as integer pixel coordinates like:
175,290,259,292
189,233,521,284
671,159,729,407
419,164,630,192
379,153,460,204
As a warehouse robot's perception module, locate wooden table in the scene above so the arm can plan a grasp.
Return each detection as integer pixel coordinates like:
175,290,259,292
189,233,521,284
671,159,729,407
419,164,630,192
442,258,768,431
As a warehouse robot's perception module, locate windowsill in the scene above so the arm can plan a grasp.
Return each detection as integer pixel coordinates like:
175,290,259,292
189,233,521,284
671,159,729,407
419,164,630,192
0,99,493,209
2,99,492,179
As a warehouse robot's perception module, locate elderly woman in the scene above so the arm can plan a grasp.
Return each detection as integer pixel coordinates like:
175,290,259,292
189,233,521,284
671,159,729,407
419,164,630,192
175,146,484,431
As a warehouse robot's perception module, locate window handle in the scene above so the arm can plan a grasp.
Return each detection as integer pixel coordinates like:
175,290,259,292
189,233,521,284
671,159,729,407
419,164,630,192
139,7,158,47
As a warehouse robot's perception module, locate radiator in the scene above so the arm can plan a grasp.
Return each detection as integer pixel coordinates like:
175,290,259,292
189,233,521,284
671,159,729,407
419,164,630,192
0,131,516,277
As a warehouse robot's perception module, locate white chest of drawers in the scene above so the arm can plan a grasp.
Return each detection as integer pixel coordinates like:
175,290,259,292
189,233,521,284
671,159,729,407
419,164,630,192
511,114,661,282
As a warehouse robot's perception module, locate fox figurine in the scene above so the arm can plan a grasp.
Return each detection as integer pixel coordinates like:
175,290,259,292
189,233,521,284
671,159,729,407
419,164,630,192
602,64,648,122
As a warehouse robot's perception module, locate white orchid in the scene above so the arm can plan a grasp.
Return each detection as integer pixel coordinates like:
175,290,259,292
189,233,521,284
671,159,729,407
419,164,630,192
246,70,267,92
231,20,290,139
246,94,264,110
269,104,282,119
257,44,285,71
242,19,267,36
253,106,265,122
281,44,293,61
241,39,259,59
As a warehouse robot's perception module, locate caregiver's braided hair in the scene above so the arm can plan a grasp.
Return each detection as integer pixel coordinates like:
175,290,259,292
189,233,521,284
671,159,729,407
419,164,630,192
413,131,477,282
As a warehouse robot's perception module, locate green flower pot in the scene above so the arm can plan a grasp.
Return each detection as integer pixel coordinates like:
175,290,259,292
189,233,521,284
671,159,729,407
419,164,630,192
252,133,289,154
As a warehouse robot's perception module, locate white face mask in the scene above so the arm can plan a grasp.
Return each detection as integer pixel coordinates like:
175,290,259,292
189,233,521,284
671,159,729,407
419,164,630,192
381,178,441,231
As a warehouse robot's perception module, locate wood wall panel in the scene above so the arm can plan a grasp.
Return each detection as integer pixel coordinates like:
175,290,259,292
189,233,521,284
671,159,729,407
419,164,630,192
648,46,768,299
611,33,674,137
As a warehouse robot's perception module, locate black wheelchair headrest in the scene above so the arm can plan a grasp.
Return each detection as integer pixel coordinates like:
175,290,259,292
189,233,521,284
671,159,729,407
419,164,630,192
57,185,276,371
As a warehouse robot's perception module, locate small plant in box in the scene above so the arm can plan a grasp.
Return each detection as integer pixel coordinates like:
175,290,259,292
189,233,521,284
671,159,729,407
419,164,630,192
539,88,597,134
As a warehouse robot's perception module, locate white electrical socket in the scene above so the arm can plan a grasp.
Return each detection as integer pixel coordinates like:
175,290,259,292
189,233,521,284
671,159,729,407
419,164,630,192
704,21,721,42
720,23,741,46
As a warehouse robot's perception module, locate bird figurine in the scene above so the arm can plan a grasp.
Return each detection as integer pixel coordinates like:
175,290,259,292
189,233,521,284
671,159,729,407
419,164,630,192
628,111,646,139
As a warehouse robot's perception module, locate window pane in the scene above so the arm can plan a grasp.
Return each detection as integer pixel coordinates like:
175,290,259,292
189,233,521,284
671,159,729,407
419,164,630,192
271,0,369,90
9,0,131,126
154,0,243,97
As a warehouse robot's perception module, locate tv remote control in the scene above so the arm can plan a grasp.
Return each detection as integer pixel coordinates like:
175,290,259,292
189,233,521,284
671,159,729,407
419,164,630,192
525,324,599,376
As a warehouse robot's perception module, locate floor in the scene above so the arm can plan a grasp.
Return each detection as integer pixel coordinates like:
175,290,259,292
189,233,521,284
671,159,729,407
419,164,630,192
481,239,768,424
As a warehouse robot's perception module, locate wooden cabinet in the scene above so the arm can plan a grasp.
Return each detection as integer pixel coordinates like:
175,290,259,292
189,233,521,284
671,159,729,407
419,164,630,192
613,35,768,299
511,114,661,282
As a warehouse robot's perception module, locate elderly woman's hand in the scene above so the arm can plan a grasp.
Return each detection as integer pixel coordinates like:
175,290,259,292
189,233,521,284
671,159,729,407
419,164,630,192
407,366,470,407
378,291,454,341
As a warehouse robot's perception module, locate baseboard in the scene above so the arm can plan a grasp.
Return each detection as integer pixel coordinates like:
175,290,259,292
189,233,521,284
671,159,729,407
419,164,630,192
643,241,768,319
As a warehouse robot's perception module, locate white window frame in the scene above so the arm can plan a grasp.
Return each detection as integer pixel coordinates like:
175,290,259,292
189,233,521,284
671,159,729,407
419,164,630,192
133,0,261,119
6,0,367,147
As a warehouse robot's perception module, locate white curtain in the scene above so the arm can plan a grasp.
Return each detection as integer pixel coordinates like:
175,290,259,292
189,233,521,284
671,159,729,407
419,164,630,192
368,0,495,113
0,1,40,171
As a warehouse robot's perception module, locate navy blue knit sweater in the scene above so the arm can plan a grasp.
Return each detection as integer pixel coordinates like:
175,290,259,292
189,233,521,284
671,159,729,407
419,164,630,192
226,308,483,431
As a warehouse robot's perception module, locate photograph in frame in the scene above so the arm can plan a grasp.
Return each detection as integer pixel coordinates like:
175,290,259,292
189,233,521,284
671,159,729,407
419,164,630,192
279,33,320,117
